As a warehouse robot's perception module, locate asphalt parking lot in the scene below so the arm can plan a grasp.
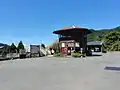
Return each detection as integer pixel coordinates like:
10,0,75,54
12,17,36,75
0,52,120,90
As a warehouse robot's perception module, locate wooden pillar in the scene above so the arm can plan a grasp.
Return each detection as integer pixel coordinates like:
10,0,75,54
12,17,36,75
59,42,62,55
74,41,76,53
84,32,87,54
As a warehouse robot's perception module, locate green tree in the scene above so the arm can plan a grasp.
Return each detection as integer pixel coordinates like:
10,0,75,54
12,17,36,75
110,41,120,51
114,26,120,31
96,35,103,41
17,41,25,53
49,40,60,53
17,41,24,49
10,43,17,53
103,31,120,51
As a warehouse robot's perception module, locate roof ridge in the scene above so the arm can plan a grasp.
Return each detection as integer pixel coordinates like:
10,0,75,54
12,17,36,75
72,25,75,28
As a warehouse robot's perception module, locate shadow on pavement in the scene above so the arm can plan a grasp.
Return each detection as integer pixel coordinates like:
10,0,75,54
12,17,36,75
105,66,120,71
92,54,102,56
87,54,102,57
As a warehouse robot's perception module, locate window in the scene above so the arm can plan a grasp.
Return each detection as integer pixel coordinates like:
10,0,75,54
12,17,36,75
61,43,65,47
75,43,80,47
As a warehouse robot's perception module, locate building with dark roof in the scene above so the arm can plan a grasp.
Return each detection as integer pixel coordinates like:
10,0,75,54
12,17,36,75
0,43,9,53
87,41,104,52
53,25,92,56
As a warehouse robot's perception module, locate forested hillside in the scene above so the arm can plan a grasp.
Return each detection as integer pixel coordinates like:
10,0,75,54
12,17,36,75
87,26,120,42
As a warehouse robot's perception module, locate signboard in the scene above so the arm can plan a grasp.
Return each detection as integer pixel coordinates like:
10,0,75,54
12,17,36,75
68,43,74,47
61,47,67,54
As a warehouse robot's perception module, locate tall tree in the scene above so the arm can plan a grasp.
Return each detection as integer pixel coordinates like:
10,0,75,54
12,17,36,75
49,40,60,53
10,43,17,53
17,41,24,50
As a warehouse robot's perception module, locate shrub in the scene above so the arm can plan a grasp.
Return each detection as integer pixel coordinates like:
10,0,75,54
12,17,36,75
31,54,40,57
72,53,84,58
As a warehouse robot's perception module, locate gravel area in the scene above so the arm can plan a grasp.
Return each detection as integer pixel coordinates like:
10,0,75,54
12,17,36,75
0,52,120,90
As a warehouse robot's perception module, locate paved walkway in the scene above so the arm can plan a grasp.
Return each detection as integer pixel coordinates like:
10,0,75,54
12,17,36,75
0,52,120,90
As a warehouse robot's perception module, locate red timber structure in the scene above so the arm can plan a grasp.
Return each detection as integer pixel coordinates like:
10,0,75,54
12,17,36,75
53,25,92,56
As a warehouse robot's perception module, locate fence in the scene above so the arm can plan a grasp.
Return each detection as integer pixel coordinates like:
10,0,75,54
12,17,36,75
0,53,20,60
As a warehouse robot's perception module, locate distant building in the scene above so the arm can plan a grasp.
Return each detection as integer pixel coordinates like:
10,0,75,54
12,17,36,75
30,45,40,57
0,43,9,54
30,45,40,54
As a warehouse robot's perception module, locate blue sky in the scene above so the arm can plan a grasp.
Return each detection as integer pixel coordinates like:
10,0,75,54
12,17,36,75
0,0,120,46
